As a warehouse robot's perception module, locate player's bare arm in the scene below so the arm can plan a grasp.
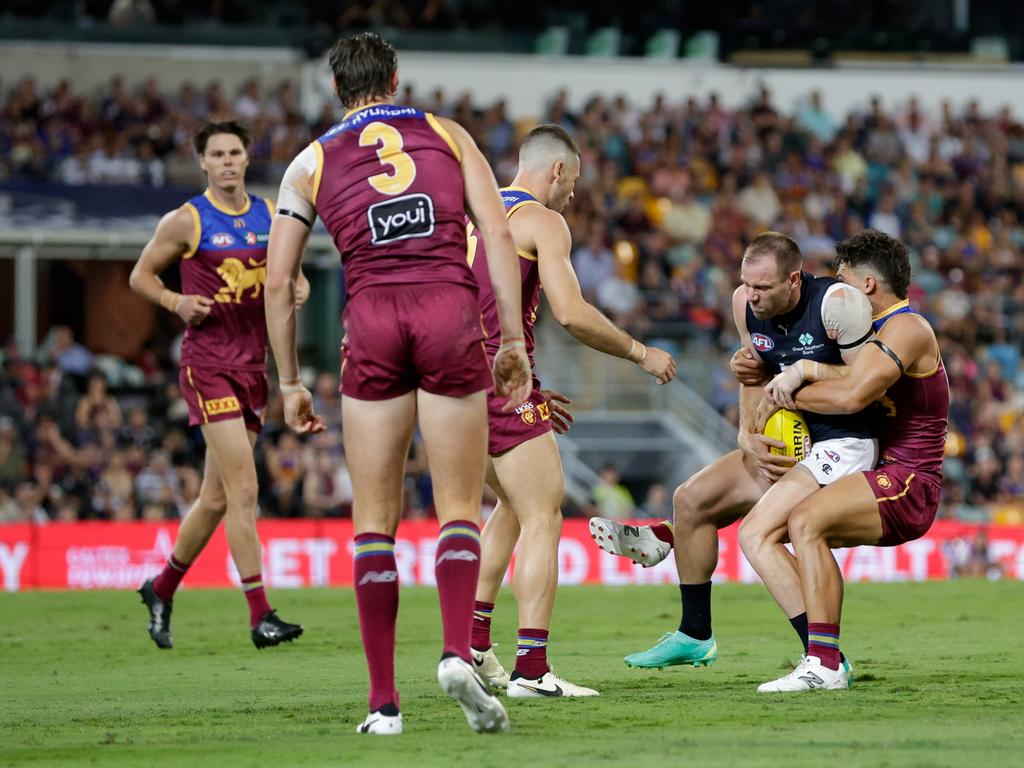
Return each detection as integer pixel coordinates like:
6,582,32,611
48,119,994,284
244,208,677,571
129,207,213,326
442,116,531,406
793,313,936,415
264,197,311,307
265,151,325,435
731,286,795,482
526,205,676,384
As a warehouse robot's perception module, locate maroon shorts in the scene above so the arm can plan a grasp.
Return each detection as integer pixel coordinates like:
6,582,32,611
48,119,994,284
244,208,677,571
867,465,942,546
180,365,267,434
340,283,491,401
487,375,552,456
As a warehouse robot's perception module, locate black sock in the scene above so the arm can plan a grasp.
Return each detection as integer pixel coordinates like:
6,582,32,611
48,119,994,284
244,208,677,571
678,582,712,640
789,612,809,652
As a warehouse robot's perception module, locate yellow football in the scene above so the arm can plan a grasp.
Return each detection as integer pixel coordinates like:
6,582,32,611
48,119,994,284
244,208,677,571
762,408,812,460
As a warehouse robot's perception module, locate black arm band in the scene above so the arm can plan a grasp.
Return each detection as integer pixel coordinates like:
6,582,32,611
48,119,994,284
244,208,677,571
838,328,873,350
869,339,904,374
276,209,312,228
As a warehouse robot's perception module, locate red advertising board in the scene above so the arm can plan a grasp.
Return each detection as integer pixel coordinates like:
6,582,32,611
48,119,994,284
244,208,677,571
0,519,1021,591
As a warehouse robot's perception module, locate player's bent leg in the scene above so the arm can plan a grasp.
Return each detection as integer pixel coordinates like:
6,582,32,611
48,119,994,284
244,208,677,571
625,451,763,670
789,473,883,624
760,474,881,693
344,392,418,726
202,419,302,648
737,466,818,618
137,447,234,650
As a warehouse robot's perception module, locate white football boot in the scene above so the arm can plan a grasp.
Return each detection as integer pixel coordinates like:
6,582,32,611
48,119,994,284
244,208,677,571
757,655,850,693
507,670,600,698
588,517,671,567
437,656,510,733
356,709,403,735
471,646,511,689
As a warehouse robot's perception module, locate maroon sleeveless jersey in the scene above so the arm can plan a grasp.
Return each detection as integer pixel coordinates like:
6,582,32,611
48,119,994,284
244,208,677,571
469,187,543,365
874,307,949,480
179,190,273,371
312,103,473,297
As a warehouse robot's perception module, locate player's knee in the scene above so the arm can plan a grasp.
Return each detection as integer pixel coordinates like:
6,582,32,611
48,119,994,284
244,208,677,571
737,516,762,556
198,483,227,514
672,482,706,529
224,473,259,511
787,507,818,545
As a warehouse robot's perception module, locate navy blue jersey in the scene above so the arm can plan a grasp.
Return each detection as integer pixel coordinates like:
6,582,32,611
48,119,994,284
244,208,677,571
747,272,872,443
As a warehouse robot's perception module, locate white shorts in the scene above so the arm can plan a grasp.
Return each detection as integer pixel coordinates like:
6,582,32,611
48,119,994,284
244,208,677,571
798,437,878,486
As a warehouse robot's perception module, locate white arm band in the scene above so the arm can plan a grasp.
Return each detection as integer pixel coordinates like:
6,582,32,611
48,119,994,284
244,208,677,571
821,283,874,363
275,145,318,227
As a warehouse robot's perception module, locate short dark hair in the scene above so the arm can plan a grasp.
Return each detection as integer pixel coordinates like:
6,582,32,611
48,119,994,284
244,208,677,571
328,32,397,109
521,123,581,159
193,120,250,155
835,229,911,299
743,231,802,279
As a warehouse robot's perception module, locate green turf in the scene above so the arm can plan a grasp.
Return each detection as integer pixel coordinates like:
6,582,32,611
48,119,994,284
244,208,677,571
1,581,1021,767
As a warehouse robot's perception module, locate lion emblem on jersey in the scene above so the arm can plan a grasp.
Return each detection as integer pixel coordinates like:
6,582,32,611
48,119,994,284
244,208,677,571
215,257,266,304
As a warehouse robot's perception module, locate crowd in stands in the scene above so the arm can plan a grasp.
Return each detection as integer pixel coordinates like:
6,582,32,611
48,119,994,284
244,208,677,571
2,73,1024,530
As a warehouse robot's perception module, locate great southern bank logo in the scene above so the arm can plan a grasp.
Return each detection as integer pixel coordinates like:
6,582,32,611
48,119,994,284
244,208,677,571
798,332,814,346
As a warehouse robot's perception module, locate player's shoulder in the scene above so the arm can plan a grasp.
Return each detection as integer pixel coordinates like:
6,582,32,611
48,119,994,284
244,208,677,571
879,307,935,340
512,202,567,241
160,203,200,236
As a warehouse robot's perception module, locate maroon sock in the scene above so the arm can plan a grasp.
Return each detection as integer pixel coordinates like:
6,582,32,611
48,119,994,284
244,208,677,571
353,534,400,712
515,628,549,679
152,555,189,601
472,600,495,651
435,520,481,662
807,622,841,671
241,574,272,628
651,520,674,545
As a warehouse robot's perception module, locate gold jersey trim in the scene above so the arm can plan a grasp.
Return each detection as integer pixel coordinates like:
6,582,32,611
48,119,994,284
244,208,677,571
182,202,201,259
425,113,462,162
311,141,325,205
203,189,251,216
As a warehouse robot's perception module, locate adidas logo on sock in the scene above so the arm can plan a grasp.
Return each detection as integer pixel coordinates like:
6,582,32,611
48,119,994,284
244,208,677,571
436,549,479,565
358,570,397,585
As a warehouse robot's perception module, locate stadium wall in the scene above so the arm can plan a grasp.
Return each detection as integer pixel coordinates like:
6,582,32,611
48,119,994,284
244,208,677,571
4,40,1022,121
1,520,1020,591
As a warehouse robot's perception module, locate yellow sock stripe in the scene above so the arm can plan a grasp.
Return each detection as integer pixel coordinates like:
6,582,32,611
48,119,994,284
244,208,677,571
439,525,480,542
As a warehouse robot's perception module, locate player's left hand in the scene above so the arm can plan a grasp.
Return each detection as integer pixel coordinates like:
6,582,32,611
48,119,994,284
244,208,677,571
764,365,804,410
730,347,767,386
541,389,573,434
283,389,326,435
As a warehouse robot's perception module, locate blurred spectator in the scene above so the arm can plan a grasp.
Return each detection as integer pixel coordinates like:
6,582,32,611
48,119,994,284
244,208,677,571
592,464,635,520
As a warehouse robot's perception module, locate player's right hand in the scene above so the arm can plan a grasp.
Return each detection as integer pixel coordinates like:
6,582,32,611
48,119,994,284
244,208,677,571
738,429,796,485
639,346,677,385
283,389,326,435
730,347,767,386
540,389,574,434
176,295,214,326
493,345,532,412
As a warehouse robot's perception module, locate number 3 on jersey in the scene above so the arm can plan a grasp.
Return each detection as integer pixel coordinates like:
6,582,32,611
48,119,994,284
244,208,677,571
360,122,416,196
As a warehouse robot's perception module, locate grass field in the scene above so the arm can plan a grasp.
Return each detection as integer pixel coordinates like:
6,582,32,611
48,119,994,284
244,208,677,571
2,581,1022,767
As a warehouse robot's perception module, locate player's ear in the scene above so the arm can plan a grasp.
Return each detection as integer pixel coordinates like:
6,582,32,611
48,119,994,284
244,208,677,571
552,159,564,182
390,70,399,95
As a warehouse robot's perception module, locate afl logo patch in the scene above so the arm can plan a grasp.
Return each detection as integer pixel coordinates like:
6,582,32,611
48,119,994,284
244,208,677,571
751,333,774,352
210,232,235,248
